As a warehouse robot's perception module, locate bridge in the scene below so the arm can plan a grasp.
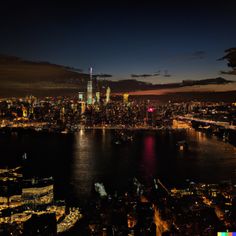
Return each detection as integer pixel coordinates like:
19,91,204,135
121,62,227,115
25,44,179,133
177,115,236,131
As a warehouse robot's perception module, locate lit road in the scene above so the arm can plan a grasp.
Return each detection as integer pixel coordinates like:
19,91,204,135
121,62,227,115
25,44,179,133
177,115,236,130
57,207,82,233
153,205,169,236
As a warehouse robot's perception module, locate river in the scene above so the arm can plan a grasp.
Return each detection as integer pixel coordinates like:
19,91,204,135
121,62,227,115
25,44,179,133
0,128,236,205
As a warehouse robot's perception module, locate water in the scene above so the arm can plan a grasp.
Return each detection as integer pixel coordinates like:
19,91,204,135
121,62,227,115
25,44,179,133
0,128,236,205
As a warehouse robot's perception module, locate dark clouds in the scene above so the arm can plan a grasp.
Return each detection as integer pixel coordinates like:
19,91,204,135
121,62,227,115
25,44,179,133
130,70,172,78
0,1,236,84
95,74,113,78
131,74,153,78
219,48,236,75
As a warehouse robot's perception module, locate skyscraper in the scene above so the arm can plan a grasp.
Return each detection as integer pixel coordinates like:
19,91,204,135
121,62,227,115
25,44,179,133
78,92,84,102
95,92,100,103
123,93,129,104
87,67,93,105
22,106,28,118
105,87,111,104
80,102,86,114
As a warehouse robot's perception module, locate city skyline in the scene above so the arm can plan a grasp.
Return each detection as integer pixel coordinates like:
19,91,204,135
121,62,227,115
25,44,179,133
1,2,236,234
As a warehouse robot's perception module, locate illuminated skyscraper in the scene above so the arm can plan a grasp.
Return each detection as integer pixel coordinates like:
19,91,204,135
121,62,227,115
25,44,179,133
22,107,28,118
29,106,34,115
80,102,86,114
123,93,129,104
146,107,156,126
95,92,100,103
60,107,65,122
87,67,93,105
78,92,84,102
105,86,111,104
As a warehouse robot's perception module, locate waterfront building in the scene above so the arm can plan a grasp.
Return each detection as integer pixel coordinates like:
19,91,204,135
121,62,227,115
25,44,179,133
146,107,156,126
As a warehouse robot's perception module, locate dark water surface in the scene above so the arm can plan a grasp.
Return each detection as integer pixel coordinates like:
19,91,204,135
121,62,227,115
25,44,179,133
1,128,236,205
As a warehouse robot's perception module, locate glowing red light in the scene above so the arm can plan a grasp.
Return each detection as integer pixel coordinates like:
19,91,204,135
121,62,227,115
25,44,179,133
147,107,154,113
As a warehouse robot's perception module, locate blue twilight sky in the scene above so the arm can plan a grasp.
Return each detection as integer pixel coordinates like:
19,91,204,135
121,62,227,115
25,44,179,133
0,1,236,83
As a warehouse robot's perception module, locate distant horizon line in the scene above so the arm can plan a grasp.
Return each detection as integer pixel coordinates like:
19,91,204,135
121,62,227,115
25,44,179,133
1,53,236,85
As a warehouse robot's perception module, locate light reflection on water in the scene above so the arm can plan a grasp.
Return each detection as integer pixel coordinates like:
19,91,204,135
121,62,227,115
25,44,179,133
71,129,96,198
142,135,157,180
0,129,236,203
68,128,236,202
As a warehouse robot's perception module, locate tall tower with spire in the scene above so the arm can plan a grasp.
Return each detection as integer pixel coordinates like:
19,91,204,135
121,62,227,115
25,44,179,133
87,67,93,105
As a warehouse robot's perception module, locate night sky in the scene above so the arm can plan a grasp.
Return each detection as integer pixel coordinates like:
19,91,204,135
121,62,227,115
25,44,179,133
0,1,236,83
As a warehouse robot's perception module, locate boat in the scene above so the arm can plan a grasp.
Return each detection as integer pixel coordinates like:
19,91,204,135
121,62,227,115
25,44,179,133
176,140,188,151
94,182,107,198
61,130,68,134
113,129,134,144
